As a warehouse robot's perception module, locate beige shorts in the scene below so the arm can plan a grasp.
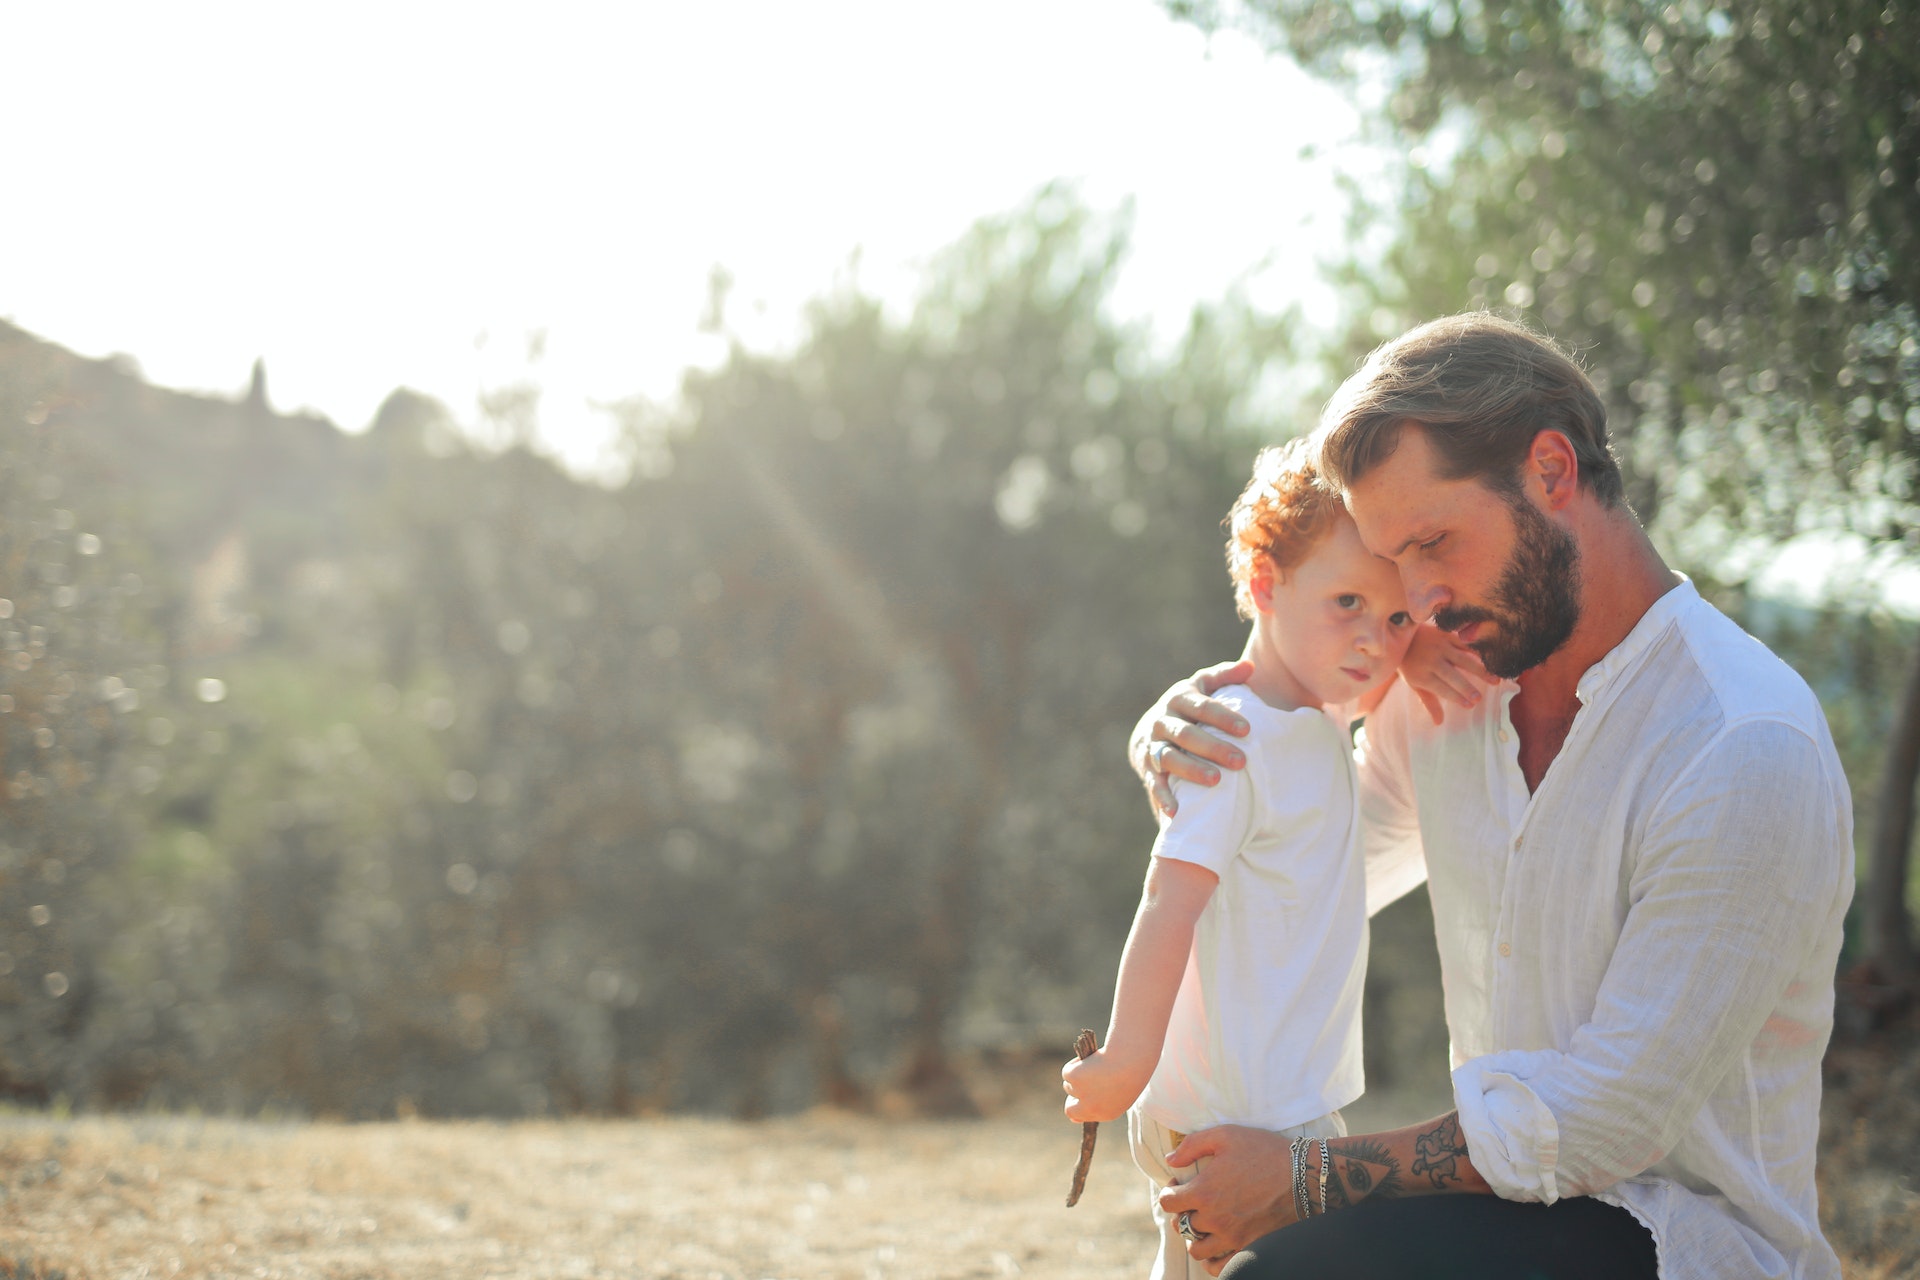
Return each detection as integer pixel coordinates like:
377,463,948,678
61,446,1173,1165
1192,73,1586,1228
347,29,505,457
1127,1108,1346,1280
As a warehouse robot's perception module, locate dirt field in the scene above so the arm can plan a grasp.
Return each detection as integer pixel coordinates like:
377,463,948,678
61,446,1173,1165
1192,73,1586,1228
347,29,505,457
0,1066,1914,1280
0,1106,1161,1280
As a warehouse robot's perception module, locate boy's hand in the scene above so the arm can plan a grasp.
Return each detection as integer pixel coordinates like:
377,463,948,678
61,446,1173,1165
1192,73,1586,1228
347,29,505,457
1132,661,1254,817
1061,1046,1150,1124
1396,624,1497,724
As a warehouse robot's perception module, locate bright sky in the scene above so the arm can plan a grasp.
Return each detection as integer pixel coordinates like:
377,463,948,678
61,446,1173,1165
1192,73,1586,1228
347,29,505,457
2,1,1375,477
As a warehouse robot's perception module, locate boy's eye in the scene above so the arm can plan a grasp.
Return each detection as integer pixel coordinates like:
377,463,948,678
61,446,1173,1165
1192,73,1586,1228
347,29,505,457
1389,611,1413,627
1336,593,1361,609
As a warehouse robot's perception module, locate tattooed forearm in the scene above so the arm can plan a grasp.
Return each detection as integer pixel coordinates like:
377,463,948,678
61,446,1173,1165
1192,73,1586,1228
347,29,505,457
1300,1112,1484,1219
1410,1112,1470,1190
1325,1136,1403,1207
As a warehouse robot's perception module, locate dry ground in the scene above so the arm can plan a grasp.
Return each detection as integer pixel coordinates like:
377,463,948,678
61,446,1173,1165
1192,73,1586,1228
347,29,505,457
0,1106,1160,1280
0,1063,1914,1280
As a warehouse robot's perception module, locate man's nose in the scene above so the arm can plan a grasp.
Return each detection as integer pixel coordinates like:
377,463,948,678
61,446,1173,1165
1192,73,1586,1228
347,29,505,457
1406,578,1449,623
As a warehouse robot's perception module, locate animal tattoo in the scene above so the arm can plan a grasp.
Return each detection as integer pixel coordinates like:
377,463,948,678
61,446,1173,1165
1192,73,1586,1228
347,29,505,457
1411,1113,1470,1190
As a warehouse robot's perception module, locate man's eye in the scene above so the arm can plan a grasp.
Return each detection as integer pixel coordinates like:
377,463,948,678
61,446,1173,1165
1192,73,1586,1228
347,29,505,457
1419,533,1446,552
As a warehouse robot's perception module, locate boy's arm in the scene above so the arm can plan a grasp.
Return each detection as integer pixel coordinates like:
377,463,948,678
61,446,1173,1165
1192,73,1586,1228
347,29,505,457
1061,857,1220,1123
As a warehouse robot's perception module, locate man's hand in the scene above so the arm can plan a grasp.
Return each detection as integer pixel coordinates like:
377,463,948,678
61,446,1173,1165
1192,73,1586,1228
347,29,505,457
1396,624,1498,724
1155,1125,1294,1275
1158,1112,1487,1273
1131,661,1255,817
1060,1046,1152,1124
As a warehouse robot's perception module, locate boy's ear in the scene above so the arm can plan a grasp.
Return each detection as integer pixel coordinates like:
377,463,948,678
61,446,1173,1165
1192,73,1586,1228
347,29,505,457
1250,558,1279,613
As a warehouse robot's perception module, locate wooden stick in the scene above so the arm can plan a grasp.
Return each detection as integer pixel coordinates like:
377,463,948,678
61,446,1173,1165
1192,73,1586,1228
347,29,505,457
1065,1028,1099,1207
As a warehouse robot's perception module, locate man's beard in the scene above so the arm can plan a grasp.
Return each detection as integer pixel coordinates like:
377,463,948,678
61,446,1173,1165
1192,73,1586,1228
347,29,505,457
1431,493,1581,679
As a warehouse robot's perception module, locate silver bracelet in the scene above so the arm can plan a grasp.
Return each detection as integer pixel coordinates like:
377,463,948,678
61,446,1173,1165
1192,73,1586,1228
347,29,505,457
1291,1136,1310,1220
1318,1137,1331,1217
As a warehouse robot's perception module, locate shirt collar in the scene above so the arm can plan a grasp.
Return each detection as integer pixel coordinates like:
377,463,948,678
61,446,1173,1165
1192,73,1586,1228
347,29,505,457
1573,574,1698,705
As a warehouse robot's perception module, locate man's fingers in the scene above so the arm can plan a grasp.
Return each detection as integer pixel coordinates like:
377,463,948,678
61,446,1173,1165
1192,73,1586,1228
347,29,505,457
1193,660,1255,697
1183,1224,1239,1276
1154,720,1246,777
1147,769,1178,818
1168,688,1252,739
1194,1245,1228,1278
1162,1129,1218,1171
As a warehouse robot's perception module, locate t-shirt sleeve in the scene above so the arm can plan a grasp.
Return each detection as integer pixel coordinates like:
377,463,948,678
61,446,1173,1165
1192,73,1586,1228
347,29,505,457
1150,744,1258,878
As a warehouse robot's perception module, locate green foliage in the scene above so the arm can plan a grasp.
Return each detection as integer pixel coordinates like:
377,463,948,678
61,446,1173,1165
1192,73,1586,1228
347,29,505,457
0,192,1304,1117
1183,0,1919,556
0,338,188,1105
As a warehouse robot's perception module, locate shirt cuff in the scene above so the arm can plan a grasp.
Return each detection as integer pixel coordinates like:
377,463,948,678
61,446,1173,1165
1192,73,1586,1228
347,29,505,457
1451,1050,1564,1204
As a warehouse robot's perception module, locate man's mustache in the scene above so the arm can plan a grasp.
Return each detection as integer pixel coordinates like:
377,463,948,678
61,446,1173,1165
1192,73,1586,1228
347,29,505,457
1431,604,1497,633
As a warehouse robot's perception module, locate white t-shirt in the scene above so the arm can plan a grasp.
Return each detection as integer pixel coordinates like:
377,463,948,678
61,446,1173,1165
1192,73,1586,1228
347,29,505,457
1136,685,1368,1135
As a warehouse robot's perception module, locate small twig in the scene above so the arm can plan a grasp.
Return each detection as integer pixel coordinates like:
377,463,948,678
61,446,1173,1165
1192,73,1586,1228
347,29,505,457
1065,1028,1098,1207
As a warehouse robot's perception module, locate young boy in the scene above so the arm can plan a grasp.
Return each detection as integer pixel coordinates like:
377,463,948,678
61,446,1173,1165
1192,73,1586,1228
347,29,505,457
1061,438,1417,1280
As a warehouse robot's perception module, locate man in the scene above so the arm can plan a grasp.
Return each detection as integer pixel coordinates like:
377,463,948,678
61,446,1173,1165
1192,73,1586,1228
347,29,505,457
1134,313,1853,1279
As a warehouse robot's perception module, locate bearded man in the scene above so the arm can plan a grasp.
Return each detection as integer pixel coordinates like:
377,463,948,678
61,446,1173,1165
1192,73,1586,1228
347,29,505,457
1135,313,1853,1279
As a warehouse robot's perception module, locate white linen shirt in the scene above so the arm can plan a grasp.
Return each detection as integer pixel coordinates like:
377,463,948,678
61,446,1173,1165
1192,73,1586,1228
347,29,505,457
1356,580,1853,1280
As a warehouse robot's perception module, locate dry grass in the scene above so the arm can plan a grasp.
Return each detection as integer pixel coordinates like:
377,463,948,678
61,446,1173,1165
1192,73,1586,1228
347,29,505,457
1817,1012,1920,1279
0,1060,1912,1279
0,1104,1159,1280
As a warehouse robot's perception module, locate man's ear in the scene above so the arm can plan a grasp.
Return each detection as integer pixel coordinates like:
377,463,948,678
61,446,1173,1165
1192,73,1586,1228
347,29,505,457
1528,430,1581,511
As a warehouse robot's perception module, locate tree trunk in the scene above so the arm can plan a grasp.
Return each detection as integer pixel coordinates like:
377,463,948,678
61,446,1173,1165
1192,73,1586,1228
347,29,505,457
1864,632,1920,979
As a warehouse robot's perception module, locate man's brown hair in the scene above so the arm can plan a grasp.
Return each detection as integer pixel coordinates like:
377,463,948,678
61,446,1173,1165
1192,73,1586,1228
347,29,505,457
1315,312,1623,506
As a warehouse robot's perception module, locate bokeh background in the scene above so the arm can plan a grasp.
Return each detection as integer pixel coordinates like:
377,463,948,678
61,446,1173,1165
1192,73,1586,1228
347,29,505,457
2,0,1917,1146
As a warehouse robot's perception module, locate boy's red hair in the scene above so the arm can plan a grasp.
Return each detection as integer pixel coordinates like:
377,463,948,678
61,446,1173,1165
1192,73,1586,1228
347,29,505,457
1225,437,1345,621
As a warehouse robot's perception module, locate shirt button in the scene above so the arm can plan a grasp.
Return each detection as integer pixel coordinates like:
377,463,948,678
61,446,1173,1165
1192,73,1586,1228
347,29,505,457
1498,729,1510,743
1499,943,1512,957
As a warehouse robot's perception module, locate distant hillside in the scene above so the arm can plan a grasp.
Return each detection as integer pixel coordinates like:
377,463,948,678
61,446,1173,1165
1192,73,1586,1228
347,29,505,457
0,319,395,571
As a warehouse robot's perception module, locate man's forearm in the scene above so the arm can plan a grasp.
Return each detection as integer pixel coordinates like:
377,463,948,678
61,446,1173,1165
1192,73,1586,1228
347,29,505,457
1321,1112,1491,1211
1156,1110,1495,1266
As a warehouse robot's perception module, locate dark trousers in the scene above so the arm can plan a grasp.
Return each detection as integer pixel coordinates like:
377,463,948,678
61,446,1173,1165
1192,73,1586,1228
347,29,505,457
1218,1194,1657,1280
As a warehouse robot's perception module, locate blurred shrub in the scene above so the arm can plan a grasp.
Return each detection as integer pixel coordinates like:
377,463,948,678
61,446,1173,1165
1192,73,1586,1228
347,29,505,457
0,194,1305,1117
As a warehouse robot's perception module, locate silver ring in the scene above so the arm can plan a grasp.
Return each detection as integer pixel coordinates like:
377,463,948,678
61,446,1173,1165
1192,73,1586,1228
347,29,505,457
1151,740,1170,772
1177,1210,1199,1242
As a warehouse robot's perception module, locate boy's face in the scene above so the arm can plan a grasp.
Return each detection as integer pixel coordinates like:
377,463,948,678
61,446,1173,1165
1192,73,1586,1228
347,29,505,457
1261,515,1417,707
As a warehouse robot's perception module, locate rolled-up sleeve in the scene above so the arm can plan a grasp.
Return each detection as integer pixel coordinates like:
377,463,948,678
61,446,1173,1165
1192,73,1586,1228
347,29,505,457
1452,717,1850,1202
